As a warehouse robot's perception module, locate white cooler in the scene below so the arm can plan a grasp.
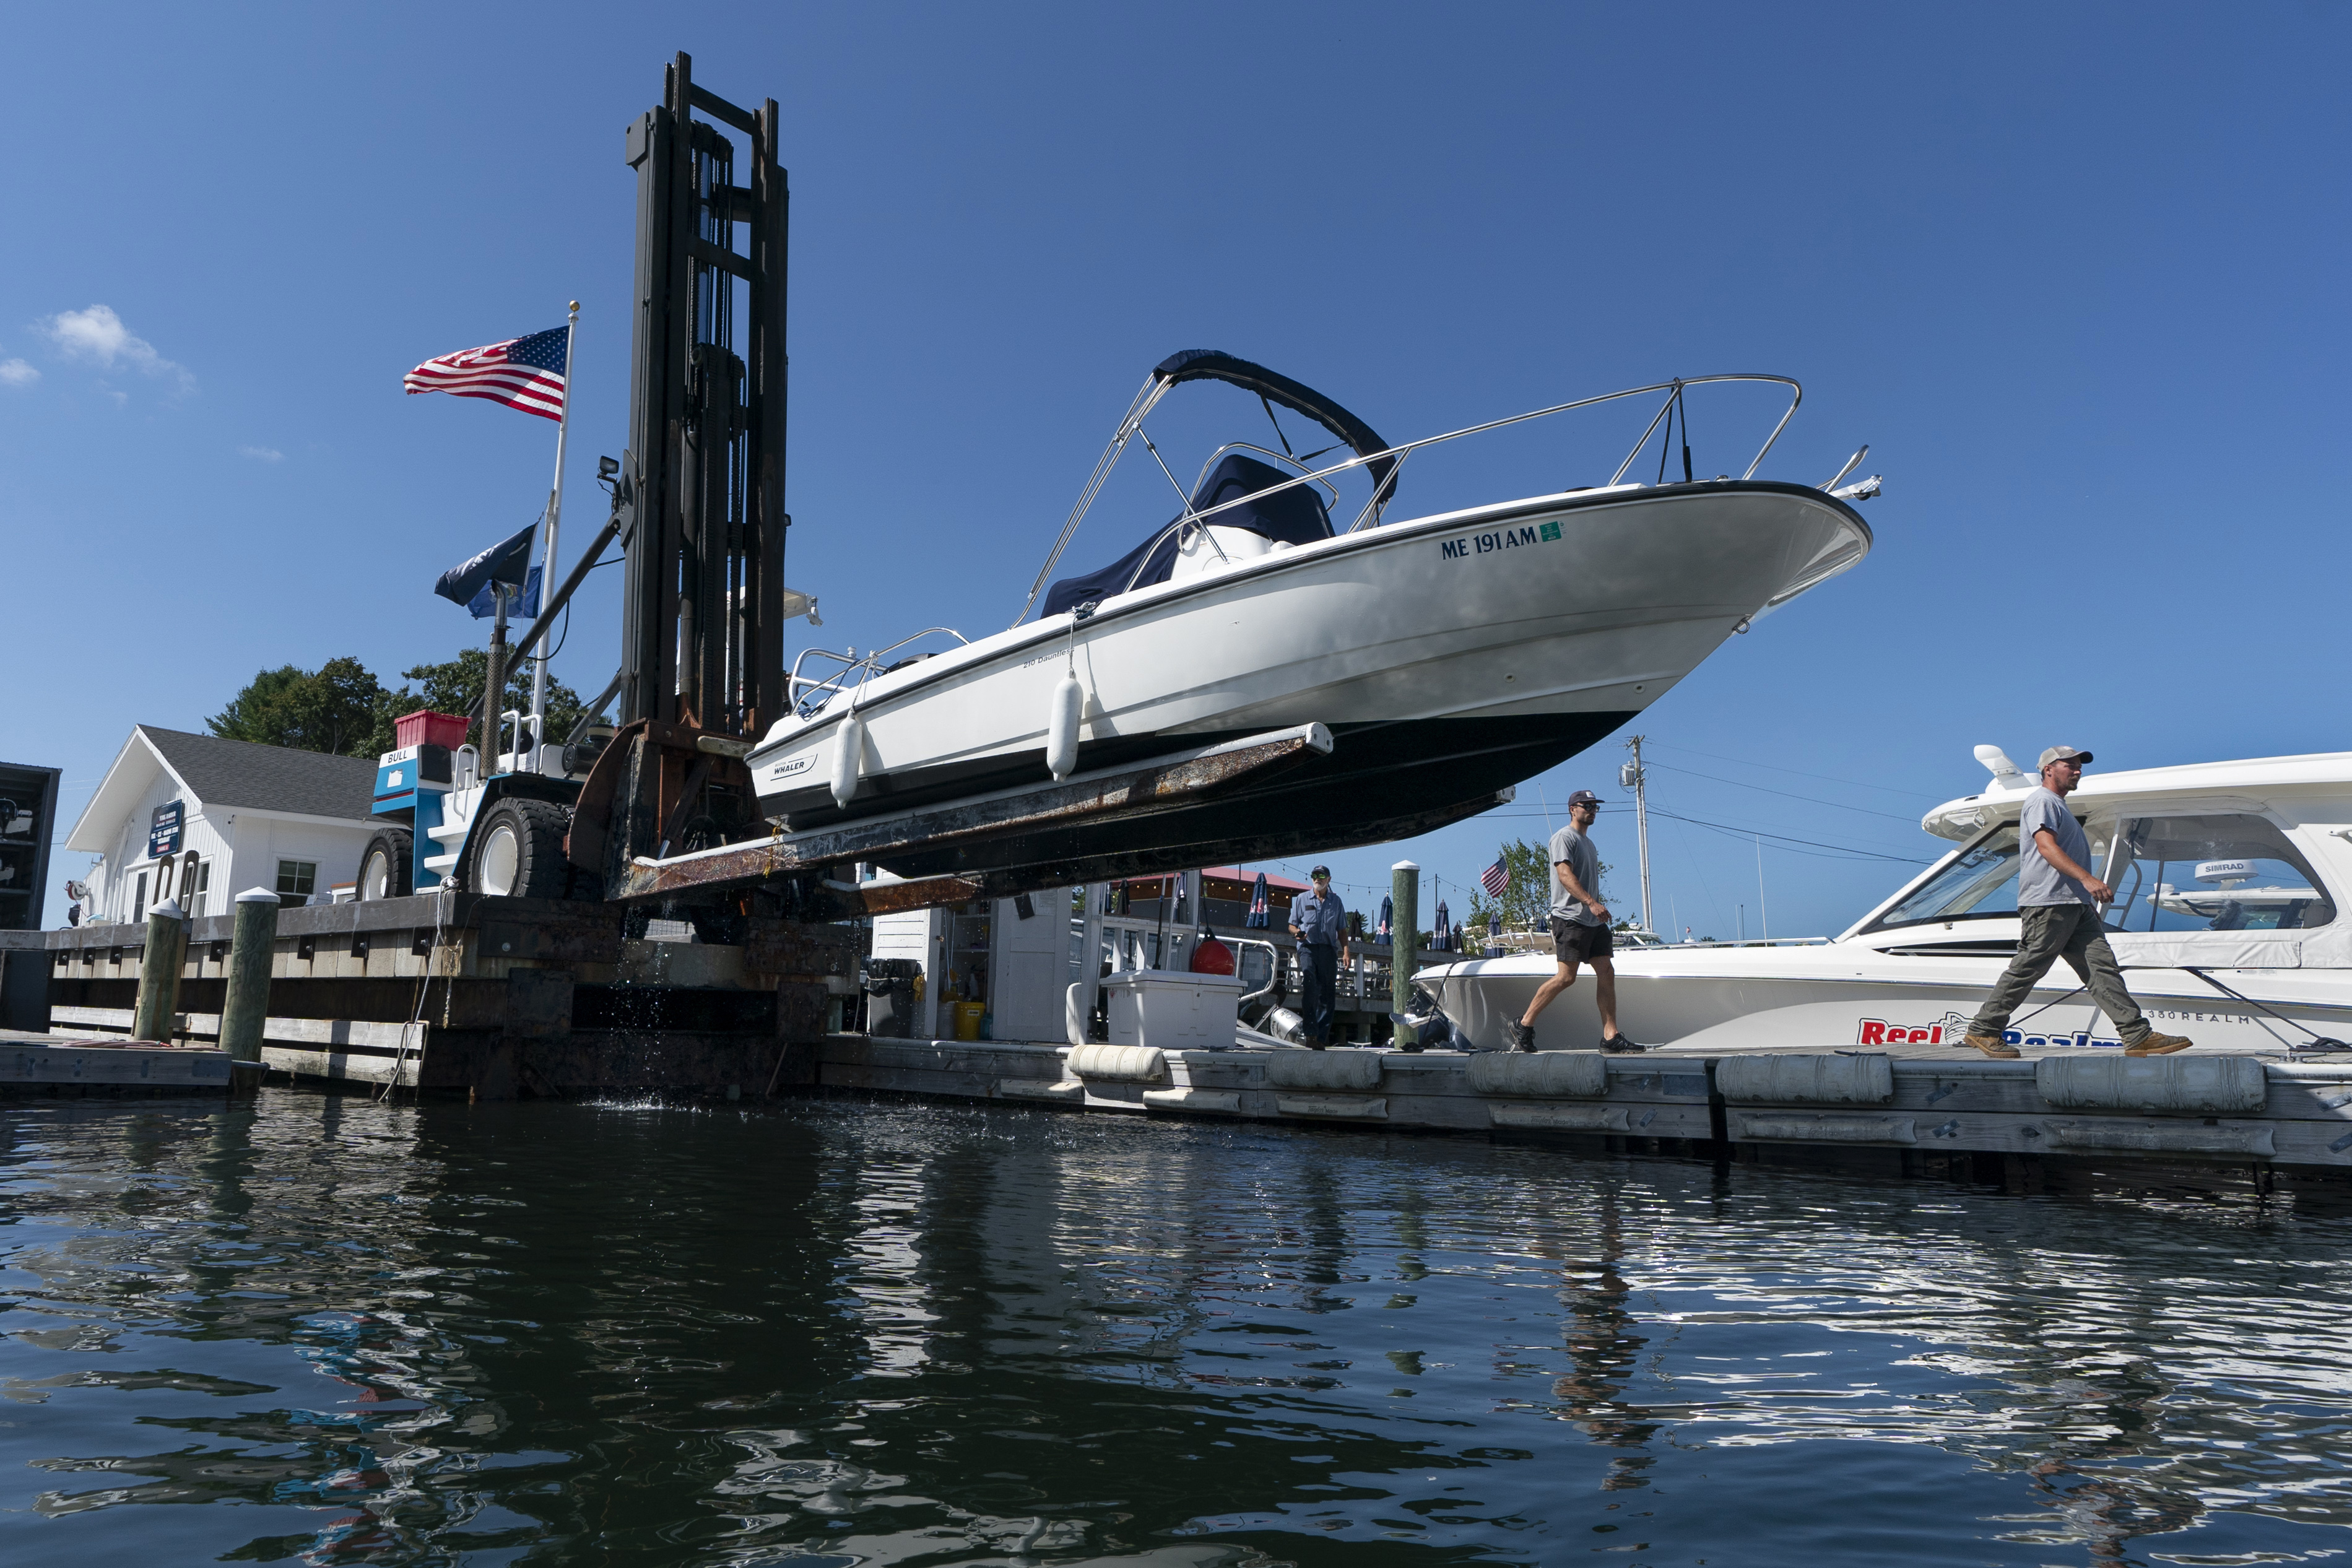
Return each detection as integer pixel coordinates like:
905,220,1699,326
1102,969,1249,1050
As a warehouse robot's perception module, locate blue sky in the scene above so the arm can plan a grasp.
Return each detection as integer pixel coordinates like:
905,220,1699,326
4,4,2345,936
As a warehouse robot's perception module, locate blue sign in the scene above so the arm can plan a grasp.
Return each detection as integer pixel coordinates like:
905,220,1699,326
148,800,184,859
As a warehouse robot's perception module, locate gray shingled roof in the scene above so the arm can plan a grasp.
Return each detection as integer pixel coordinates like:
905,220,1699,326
140,727,376,822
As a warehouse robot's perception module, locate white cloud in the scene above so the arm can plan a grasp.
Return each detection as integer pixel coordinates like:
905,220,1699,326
0,358,35,386
39,304,193,390
238,445,284,462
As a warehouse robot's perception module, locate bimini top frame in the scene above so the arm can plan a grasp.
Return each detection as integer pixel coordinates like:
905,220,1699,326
1012,366,1804,629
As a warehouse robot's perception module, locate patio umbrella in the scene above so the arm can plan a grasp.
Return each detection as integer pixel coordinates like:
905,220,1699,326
1245,872,1270,929
1433,898,1451,951
1378,895,1393,941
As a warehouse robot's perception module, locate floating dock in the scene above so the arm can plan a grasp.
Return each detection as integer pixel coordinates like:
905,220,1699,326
21,898,2352,1188
820,1033,2352,1188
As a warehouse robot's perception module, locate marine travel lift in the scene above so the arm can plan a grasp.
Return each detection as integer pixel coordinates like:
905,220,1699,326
365,53,1510,922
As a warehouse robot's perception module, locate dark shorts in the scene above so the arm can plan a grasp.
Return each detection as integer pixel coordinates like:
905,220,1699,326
1550,915,1612,963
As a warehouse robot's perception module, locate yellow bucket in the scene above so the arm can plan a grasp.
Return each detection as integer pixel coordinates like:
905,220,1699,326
952,1001,985,1041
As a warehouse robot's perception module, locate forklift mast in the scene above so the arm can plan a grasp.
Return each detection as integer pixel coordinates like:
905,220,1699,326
620,53,788,739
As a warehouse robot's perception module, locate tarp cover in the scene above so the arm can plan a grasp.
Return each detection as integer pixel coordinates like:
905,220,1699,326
1152,350,1395,498
1043,453,1331,618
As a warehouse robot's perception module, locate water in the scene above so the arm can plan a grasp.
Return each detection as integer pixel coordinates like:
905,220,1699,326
4,1093,2351,1567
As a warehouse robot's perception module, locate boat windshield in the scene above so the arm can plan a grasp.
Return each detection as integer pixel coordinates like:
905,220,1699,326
2104,813,2337,933
1866,827,2022,930
1864,811,2339,935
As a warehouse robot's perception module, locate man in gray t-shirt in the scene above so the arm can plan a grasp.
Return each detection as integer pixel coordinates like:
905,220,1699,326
1504,789,1642,1054
1961,746,2191,1059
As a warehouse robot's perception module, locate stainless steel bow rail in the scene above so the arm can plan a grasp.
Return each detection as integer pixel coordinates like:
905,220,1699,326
1016,373,1809,627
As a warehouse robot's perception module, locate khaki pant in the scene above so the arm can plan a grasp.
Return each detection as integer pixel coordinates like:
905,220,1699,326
1968,903,2149,1045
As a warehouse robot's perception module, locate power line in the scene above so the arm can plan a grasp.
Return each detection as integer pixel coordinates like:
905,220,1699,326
1646,761,1925,822
1646,740,1946,801
1647,807,1933,864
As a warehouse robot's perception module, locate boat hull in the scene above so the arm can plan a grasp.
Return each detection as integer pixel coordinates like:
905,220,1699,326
1420,947,2352,1056
749,480,1869,857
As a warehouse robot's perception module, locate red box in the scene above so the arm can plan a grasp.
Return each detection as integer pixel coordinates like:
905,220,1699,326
394,710,471,752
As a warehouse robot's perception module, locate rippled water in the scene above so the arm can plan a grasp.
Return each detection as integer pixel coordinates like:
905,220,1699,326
4,1092,2352,1566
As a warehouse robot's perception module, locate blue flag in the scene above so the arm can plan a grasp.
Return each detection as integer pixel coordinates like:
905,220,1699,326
434,522,537,613
467,562,540,620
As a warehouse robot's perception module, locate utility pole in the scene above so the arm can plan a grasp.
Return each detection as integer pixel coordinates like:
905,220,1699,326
1620,736,1652,935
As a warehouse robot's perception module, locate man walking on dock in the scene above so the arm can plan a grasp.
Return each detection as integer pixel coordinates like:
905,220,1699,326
1508,789,1642,1054
1962,746,2192,1059
1288,866,1350,1047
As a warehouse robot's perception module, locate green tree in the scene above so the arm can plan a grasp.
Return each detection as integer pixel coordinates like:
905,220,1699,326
380,648,588,756
206,656,388,756
210,650,591,761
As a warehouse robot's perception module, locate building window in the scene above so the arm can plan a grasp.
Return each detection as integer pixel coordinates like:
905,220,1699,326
277,859,317,907
184,859,211,919
132,870,147,924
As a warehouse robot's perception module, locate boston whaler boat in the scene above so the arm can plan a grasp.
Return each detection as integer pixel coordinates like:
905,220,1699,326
745,352,1877,885
1418,748,2352,1056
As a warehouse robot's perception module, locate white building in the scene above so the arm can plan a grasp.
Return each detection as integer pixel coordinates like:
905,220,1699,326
66,727,380,927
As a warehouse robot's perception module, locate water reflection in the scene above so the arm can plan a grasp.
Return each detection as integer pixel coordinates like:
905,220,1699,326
1,1093,2351,1565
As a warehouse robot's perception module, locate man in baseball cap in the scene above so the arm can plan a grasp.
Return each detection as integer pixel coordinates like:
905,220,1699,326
1961,746,2192,1059
1287,865,1350,1047
1506,789,1644,1054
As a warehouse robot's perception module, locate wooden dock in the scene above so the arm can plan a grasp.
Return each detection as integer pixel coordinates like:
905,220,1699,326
30,893,856,1098
0,1029,237,1096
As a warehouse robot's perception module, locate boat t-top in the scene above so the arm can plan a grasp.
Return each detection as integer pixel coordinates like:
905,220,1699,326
1418,748,2352,1057
745,352,1877,888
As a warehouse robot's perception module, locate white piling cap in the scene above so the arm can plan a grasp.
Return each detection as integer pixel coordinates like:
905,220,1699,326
150,898,184,920
1391,860,1420,872
236,887,279,903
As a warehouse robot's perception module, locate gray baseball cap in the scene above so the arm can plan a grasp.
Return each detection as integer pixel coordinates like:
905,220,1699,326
2037,745,2094,769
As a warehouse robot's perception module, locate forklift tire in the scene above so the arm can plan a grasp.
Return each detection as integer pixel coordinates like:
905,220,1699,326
468,798,573,900
357,829,414,901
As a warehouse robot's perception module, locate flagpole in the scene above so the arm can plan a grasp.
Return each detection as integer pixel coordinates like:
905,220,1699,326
527,300,579,769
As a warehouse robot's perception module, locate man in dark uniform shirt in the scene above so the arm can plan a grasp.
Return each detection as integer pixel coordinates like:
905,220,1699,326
1288,866,1351,1047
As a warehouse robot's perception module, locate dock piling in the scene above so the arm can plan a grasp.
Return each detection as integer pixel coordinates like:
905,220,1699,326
1391,860,1419,1049
219,888,280,1093
131,899,188,1043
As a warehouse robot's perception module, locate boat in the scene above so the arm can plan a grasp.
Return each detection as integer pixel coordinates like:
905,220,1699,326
1416,748,2352,1056
745,352,1876,884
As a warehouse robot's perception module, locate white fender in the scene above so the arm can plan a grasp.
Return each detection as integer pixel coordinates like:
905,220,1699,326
1046,674,1083,780
830,713,865,808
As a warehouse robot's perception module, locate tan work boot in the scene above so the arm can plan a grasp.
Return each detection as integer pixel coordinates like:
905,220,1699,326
2125,1032,2193,1056
1963,1033,2021,1059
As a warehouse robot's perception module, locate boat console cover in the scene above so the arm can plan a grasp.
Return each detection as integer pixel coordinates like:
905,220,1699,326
1043,453,1333,617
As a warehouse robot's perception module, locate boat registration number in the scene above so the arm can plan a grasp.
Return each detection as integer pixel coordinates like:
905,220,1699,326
1440,521,1561,560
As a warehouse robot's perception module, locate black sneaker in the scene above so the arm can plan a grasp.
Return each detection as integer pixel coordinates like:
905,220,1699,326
1506,1020,1537,1053
1599,1034,1647,1054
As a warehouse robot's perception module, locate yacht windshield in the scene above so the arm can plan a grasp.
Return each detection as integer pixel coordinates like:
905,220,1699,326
1866,827,2021,930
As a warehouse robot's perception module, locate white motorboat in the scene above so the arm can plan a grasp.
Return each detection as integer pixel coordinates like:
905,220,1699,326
745,352,1875,882
1418,748,2352,1056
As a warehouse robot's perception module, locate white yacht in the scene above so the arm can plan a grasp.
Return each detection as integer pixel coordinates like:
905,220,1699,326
1418,748,2352,1057
747,352,1875,883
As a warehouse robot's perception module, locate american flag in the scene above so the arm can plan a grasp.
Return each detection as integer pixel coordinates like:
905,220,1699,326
404,326,569,421
1479,854,1509,898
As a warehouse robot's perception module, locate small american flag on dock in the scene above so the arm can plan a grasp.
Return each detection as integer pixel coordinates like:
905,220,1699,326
1479,855,1509,898
404,326,569,421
